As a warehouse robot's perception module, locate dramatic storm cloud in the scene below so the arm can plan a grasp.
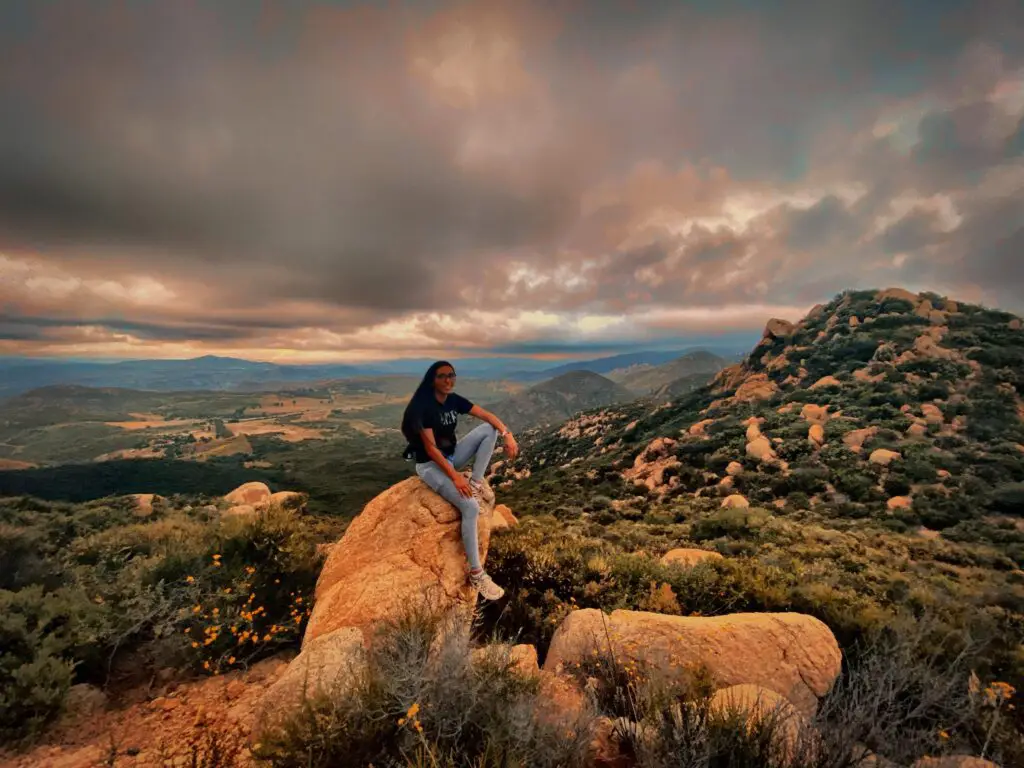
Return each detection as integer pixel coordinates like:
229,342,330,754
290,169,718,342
1,0,1022,361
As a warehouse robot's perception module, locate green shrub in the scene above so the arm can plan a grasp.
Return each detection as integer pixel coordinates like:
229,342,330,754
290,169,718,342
691,508,770,541
252,608,594,767
989,483,1024,516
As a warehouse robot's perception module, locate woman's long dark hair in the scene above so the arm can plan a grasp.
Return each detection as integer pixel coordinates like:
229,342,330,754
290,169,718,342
400,360,453,445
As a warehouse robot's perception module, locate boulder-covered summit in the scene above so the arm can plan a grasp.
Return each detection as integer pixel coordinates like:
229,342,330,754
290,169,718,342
495,287,1024,526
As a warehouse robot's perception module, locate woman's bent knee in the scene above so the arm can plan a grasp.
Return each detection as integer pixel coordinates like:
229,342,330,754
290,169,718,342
458,497,480,518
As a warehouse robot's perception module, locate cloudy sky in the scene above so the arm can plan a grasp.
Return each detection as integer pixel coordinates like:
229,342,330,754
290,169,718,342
0,0,1022,363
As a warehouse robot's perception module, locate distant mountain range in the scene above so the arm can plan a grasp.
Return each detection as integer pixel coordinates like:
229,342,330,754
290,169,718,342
606,350,730,394
483,370,635,432
0,346,748,399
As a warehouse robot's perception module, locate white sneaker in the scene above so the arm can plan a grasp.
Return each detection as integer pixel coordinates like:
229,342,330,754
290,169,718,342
469,570,505,601
469,478,495,504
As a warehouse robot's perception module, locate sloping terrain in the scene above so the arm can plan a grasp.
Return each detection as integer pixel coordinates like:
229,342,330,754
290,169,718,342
484,287,1024,754
608,350,728,395
485,370,636,432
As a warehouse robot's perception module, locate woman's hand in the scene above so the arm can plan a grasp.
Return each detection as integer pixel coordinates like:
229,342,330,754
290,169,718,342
504,433,519,461
452,473,473,499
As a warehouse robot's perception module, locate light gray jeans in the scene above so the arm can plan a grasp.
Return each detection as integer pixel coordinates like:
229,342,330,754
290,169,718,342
415,422,498,571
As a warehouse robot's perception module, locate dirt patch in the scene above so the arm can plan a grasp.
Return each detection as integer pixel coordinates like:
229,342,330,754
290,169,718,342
0,655,293,768
94,448,166,462
228,419,325,442
0,459,38,470
105,418,196,431
185,435,254,460
248,395,332,416
344,419,393,436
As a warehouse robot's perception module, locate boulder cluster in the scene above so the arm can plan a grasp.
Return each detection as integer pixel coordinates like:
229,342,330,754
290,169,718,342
249,474,858,765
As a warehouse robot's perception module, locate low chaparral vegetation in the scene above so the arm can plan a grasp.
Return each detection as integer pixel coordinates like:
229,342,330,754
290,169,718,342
0,494,322,747
2,287,1024,766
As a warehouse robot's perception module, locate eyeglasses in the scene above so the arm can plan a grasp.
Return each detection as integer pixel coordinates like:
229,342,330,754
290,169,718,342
436,372,457,380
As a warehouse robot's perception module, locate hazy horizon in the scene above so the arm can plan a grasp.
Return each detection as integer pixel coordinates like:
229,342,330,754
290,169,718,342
1,0,1022,364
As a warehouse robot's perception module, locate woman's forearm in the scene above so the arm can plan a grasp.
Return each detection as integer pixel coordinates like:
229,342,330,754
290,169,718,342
426,442,461,481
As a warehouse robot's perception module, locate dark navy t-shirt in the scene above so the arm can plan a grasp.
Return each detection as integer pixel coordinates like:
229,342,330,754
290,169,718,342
404,392,474,463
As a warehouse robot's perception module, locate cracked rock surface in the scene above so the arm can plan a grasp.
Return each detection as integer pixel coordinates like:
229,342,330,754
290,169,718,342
304,475,500,648
543,609,841,717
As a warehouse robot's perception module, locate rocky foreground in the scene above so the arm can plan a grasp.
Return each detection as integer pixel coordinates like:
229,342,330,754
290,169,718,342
2,470,1006,767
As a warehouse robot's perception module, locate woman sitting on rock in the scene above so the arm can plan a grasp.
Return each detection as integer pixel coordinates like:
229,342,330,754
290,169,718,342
400,360,519,601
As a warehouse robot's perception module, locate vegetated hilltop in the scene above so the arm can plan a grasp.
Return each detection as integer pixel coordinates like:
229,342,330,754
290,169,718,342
498,287,1024,522
483,287,1024,756
607,350,729,395
485,370,635,433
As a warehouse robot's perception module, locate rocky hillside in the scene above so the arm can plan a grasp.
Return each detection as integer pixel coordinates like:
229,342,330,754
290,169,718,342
608,350,728,395
498,287,1024,520
485,370,635,432
484,287,1024,761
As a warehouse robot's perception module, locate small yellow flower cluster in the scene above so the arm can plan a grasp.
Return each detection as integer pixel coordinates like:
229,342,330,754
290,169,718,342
180,571,313,676
398,702,424,733
984,681,1016,707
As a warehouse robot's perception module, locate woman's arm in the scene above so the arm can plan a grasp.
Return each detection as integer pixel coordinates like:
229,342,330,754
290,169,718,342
469,405,519,460
420,427,466,484
469,404,510,435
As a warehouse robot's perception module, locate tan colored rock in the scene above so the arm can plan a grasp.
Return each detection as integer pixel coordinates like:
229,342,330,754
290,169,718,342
709,685,807,760
906,423,928,439
719,475,735,491
929,309,946,325
921,403,944,424
46,745,106,768
910,333,958,361
801,404,830,424
844,427,878,453
661,549,725,569
806,303,826,320
911,757,1000,768
943,299,959,313
130,493,158,517
688,419,715,437
853,367,885,384
869,449,902,467
745,421,762,442
721,494,750,509
810,375,841,390
224,481,272,506
255,626,365,731
937,469,951,479
915,299,933,318
712,364,747,394
223,503,257,519
808,423,825,446
746,436,777,463
491,504,518,531
734,373,780,402
726,461,744,477
267,490,307,510
624,437,681,493
849,316,860,327
534,669,589,732
766,353,791,373
1010,318,1022,331
509,644,539,677
764,318,796,340
544,609,842,717
305,475,501,646
876,287,920,304
470,643,540,679
887,496,912,510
